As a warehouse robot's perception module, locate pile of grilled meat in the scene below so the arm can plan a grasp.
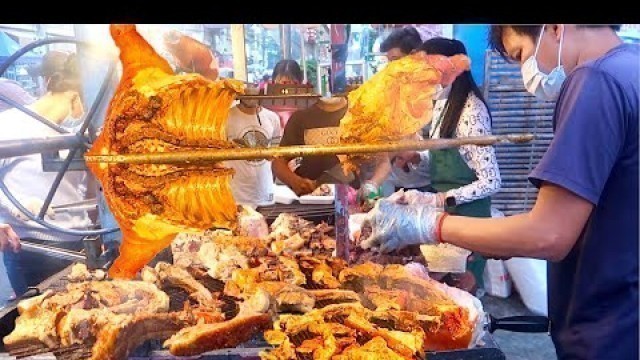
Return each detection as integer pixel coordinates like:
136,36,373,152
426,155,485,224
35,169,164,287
3,213,480,360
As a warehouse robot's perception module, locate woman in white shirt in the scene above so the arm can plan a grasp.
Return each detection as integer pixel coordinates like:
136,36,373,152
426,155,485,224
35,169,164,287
393,38,502,293
0,51,91,297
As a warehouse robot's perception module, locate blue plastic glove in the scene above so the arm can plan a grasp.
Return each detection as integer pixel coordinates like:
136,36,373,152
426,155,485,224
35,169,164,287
360,198,443,253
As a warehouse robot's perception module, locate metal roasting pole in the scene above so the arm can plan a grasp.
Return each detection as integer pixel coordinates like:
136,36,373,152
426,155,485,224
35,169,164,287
0,135,83,159
85,134,534,165
20,240,86,263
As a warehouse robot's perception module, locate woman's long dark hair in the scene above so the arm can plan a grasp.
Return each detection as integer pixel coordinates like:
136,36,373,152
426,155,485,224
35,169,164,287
271,59,303,84
420,37,490,139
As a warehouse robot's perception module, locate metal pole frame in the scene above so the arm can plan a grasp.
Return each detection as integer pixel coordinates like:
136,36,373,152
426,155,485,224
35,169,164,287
0,93,69,134
0,36,120,237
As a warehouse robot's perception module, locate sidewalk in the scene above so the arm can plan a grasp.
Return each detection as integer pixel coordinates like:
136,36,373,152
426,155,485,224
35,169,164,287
481,294,556,360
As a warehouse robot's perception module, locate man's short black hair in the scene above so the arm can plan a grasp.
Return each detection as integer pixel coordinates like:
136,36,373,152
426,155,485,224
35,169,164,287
380,27,422,54
488,25,623,61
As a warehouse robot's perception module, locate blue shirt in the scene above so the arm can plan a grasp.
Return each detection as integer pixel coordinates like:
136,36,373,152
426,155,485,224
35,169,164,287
529,43,639,359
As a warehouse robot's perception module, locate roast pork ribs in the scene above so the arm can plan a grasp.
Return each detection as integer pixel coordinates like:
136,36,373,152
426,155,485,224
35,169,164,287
86,24,245,279
3,280,170,354
262,303,426,360
164,289,275,356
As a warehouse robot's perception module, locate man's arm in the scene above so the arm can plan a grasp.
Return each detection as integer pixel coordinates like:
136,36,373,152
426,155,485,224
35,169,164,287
368,153,392,187
443,68,627,261
271,113,318,196
442,182,593,261
367,67,627,259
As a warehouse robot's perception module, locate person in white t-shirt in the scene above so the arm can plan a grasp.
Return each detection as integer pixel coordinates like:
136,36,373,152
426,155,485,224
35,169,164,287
226,94,282,208
0,51,92,297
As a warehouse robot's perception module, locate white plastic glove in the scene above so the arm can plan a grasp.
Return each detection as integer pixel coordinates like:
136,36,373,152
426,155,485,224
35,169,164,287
359,198,443,253
386,189,438,206
356,180,380,211
403,189,438,206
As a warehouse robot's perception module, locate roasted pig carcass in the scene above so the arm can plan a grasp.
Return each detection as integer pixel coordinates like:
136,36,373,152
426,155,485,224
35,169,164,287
333,336,407,360
171,229,232,268
86,311,197,360
338,263,478,351
237,205,270,238
141,262,219,311
261,303,425,360
296,255,342,290
277,255,307,286
197,238,251,281
164,312,272,356
86,24,244,279
67,263,108,283
163,288,274,356
338,51,470,172
378,264,458,306
309,289,362,308
223,254,308,293
3,279,169,354
256,282,316,314
226,270,316,314
172,231,270,280
361,285,409,311
262,213,336,256
338,262,384,292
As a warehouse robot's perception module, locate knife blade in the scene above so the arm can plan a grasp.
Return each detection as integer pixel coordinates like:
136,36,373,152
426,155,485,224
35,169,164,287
316,164,355,185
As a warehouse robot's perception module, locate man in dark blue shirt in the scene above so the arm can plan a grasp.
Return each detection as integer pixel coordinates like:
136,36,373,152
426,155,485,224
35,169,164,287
361,25,638,359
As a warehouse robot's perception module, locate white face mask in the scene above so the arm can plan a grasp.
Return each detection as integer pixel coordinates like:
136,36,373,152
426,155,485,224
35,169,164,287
521,25,566,101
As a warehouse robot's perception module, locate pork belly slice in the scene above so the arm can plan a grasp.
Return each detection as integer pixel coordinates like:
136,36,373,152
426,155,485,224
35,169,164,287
89,311,196,360
164,313,272,356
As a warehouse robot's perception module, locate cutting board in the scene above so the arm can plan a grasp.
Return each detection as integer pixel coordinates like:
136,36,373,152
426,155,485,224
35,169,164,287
274,185,335,205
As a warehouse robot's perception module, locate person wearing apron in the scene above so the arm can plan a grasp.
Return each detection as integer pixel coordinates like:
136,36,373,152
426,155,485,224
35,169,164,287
429,112,493,293
392,38,501,294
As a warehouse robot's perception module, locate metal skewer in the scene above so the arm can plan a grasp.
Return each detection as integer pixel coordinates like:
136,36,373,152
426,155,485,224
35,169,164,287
84,134,534,165
20,240,86,263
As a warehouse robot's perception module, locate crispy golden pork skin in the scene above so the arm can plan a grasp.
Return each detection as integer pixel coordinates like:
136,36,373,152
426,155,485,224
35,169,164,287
86,24,244,279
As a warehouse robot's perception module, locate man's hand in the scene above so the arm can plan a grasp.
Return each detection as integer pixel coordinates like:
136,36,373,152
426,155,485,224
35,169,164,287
391,151,421,172
356,181,380,212
290,176,318,197
360,199,443,253
403,190,438,206
386,189,438,207
0,224,20,252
